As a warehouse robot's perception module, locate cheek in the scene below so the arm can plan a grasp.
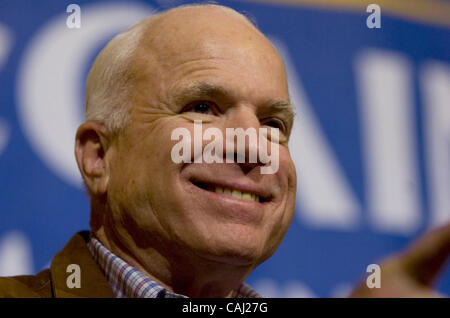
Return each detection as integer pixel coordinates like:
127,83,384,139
274,147,297,196
280,148,297,224
263,147,296,242
119,121,180,174
109,120,191,212
106,129,168,212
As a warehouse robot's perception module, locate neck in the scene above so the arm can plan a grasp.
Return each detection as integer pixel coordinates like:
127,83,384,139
92,224,254,298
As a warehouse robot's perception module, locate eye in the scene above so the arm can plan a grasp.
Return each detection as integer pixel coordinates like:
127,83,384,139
182,101,216,115
193,102,211,114
262,118,286,132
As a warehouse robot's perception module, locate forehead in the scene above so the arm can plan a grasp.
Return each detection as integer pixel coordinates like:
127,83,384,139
135,6,284,70
144,6,260,47
140,34,287,91
131,6,290,105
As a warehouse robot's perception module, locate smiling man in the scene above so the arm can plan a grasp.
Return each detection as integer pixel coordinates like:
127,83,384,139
0,4,296,298
76,3,297,298
1,4,449,298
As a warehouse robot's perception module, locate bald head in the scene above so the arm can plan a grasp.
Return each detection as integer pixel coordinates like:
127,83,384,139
84,4,283,134
77,4,296,296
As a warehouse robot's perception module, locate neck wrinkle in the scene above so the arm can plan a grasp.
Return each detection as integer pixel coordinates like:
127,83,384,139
90,203,253,298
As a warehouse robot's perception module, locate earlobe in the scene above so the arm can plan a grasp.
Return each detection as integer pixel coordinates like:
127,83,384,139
74,122,111,196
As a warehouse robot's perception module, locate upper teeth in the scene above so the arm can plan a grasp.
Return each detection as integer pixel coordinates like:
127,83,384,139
214,187,259,202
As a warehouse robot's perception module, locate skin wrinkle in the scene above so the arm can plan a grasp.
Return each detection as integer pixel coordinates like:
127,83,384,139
76,4,297,298
169,81,293,135
169,82,294,145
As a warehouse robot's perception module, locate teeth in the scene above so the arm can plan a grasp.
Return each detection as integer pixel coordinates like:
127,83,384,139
242,192,252,201
231,189,241,199
214,186,259,202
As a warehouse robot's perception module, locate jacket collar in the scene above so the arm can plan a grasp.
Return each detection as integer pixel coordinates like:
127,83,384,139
50,231,114,298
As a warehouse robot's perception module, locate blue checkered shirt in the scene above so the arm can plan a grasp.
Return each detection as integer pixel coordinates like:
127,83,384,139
87,236,260,298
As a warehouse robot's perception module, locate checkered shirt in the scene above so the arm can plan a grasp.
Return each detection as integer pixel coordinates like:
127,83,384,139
87,236,260,298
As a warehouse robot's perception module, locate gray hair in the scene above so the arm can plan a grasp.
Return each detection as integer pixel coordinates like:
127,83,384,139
84,20,146,134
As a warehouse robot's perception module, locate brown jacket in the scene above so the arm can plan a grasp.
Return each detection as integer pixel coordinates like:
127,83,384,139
0,231,114,298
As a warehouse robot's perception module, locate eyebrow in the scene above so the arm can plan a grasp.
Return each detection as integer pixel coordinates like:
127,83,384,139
173,82,232,106
173,82,295,120
264,100,295,119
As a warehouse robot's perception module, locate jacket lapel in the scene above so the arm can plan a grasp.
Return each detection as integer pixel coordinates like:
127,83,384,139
50,231,114,298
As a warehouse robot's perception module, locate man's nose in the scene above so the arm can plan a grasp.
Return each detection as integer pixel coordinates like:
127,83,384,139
223,105,265,174
226,105,261,131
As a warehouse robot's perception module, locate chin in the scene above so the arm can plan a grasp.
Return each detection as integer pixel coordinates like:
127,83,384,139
199,248,261,267
190,228,269,267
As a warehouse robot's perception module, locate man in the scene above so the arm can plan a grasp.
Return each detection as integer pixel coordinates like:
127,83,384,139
0,4,449,298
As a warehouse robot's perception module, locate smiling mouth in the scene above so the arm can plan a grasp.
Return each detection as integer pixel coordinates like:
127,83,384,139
192,182,265,203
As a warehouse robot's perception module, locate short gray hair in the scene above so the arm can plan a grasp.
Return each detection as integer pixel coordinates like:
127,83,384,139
84,20,146,134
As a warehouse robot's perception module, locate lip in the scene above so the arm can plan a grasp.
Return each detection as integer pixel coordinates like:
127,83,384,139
185,179,267,224
188,182,267,225
190,181,264,206
188,177,273,203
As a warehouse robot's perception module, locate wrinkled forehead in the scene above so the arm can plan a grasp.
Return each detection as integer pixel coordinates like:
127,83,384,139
141,6,262,47
123,5,290,115
132,6,284,70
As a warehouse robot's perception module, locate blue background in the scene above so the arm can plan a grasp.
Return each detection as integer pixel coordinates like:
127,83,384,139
0,0,449,297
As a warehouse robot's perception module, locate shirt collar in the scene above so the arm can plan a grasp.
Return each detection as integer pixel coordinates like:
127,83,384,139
87,236,260,298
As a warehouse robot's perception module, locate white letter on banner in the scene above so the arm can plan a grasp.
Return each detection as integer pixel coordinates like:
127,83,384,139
0,24,13,156
421,61,450,227
355,49,421,235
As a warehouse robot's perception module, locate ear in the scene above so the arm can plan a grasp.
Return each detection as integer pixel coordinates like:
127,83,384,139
75,121,112,197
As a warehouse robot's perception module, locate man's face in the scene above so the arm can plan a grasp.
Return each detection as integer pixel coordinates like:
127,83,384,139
106,10,297,268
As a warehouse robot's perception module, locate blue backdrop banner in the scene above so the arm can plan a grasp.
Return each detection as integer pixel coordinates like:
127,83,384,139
0,0,449,297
